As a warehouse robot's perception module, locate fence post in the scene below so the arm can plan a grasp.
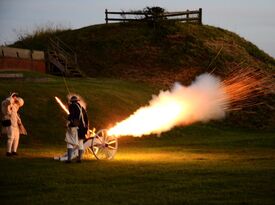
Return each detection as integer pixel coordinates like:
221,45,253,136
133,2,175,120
105,9,108,24
198,8,202,24
186,9,189,23
30,50,34,71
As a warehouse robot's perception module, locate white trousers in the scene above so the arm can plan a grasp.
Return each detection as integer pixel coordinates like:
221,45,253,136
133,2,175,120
7,126,20,153
66,128,84,150
67,139,84,150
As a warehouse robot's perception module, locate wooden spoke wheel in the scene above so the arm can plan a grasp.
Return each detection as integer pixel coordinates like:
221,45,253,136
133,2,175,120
91,129,118,160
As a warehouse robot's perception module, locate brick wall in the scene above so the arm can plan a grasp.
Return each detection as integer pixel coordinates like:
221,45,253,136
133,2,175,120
0,46,46,73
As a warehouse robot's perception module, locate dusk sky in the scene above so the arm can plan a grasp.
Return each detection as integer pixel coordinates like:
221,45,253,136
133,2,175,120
0,0,274,57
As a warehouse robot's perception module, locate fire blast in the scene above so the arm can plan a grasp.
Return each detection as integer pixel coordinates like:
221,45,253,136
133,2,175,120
108,68,274,137
108,73,227,137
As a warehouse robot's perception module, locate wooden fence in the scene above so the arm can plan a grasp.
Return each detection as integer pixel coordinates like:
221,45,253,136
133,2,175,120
105,8,202,24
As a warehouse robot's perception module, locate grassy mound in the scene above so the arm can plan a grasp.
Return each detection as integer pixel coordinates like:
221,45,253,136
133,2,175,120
12,22,275,85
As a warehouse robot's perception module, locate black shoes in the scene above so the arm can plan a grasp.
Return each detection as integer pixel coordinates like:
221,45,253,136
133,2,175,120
65,159,82,163
6,152,19,157
6,152,12,157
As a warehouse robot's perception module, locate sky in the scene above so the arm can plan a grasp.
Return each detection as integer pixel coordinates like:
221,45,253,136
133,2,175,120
0,0,275,57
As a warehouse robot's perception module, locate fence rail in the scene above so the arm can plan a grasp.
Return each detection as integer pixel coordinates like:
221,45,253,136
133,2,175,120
105,8,202,24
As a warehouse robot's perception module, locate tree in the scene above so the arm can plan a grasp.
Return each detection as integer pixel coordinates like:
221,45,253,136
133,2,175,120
143,6,166,22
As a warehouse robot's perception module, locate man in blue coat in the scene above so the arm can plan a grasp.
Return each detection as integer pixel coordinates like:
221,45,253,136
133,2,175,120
66,95,89,163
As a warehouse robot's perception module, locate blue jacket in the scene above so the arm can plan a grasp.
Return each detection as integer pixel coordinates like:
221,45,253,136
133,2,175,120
68,102,89,139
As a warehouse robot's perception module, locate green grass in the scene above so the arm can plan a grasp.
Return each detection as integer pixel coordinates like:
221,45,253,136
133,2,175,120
0,125,274,205
0,72,274,204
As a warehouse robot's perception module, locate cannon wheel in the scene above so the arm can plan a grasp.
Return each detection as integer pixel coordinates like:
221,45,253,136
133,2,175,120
91,129,118,160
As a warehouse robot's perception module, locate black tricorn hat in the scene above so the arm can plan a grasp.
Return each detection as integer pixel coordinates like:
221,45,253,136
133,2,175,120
70,96,79,102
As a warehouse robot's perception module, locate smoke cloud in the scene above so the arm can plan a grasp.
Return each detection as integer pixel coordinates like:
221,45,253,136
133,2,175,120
108,73,229,137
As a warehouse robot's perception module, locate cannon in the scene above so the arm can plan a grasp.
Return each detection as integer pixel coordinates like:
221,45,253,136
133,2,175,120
54,129,118,161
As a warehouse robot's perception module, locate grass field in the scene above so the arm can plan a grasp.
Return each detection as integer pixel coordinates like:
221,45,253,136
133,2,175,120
0,72,275,204
0,125,275,205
